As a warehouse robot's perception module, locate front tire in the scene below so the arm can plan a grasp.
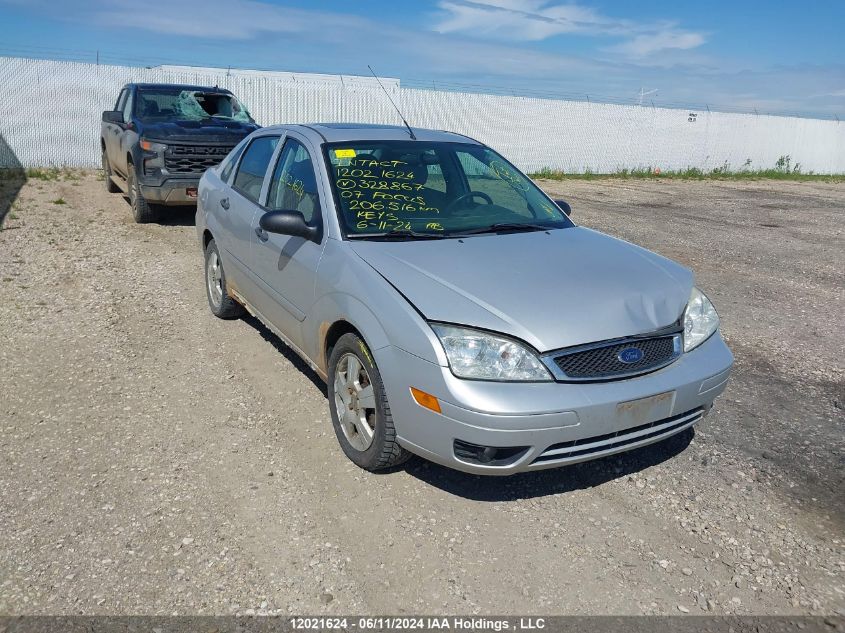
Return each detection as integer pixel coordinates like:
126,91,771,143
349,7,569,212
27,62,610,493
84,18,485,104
204,240,244,319
127,164,157,223
327,333,411,471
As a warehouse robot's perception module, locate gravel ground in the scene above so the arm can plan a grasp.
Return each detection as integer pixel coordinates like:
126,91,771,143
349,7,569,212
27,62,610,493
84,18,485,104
0,172,842,616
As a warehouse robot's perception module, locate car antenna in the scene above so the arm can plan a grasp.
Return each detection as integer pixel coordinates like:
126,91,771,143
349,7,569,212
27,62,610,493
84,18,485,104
368,64,416,140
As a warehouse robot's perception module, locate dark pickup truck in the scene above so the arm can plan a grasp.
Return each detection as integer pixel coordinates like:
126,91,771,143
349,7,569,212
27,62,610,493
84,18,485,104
101,83,259,222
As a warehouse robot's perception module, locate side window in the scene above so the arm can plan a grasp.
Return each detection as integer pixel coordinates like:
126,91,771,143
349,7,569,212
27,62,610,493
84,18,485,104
456,150,534,218
267,139,320,222
115,89,127,112
219,140,249,183
426,163,447,194
121,90,134,123
232,136,279,203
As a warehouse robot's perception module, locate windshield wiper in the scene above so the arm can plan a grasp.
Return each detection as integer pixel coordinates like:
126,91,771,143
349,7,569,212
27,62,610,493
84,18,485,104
348,229,446,240
449,222,553,236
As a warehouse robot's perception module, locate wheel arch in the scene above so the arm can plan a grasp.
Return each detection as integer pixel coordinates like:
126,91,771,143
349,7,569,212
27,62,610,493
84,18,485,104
202,229,214,251
324,320,363,367
314,295,394,376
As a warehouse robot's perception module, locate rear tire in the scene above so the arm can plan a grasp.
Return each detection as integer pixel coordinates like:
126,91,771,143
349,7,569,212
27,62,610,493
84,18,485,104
327,333,411,472
204,240,244,319
102,150,120,193
127,164,157,224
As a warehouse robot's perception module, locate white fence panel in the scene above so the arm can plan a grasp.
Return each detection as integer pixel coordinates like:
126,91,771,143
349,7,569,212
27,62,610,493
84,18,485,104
1,56,843,173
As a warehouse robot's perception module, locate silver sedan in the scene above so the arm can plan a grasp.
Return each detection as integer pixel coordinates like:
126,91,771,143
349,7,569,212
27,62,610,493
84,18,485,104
196,123,733,475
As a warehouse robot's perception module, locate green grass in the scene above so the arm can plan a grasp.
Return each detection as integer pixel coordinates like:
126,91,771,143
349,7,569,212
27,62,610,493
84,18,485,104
27,167,81,181
0,167,83,182
530,159,845,183
51,197,66,205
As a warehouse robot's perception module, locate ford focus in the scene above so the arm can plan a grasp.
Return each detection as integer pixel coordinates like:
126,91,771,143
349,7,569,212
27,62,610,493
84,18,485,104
196,123,733,475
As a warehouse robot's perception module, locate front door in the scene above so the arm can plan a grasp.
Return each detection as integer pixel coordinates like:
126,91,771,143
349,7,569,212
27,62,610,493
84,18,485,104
249,135,326,351
115,89,135,177
104,89,126,169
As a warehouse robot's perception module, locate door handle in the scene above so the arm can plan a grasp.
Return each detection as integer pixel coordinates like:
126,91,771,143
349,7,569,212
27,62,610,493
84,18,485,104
219,197,229,210
255,227,269,242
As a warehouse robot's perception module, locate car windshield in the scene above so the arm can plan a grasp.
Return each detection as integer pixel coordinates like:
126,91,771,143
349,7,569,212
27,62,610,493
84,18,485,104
136,88,253,122
324,141,572,238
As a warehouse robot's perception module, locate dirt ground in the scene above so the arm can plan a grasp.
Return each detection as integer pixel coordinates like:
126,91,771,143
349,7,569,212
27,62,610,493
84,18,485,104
0,172,842,616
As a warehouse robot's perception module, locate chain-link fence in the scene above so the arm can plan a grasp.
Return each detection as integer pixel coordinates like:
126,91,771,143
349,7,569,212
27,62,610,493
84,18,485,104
1,56,844,173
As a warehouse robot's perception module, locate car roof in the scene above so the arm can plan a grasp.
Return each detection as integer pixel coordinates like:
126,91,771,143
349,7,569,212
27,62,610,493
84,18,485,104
128,83,234,94
258,123,482,145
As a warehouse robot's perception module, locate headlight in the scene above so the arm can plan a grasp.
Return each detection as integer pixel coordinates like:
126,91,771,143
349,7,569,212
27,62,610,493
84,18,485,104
683,287,720,352
139,138,167,153
430,324,552,381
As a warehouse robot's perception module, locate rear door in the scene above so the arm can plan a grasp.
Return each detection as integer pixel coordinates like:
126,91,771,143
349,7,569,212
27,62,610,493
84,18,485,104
249,134,326,350
217,134,280,297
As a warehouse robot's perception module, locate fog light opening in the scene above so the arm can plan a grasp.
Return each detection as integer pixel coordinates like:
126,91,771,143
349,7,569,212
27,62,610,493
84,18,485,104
453,440,529,467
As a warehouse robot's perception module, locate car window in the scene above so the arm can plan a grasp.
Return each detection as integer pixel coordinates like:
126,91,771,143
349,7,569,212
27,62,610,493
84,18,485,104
121,90,134,123
114,89,127,114
232,136,279,204
456,151,534,219
219,139,249,184
136,88,252,122
325,141,571,236
267,139,320,222
426,163,447,194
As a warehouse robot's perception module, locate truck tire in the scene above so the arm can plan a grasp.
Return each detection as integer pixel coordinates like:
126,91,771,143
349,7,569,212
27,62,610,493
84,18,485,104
127,163,157,224
204,240,245,319
102,149,120,193
327,333,411,472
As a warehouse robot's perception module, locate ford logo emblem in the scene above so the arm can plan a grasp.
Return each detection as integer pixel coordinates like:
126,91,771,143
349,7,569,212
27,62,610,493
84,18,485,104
617,347,644,364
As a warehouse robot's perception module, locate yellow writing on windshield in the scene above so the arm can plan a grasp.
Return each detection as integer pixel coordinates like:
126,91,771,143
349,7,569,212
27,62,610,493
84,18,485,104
333,155,442,231
490,160,528,192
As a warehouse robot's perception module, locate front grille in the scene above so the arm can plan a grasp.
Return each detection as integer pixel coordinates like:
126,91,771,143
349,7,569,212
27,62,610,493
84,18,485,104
532,407,703,464
164,143,235,175
553,335,679,381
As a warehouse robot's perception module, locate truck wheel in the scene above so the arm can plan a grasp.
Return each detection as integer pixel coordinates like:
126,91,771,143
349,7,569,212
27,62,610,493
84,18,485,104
127,164,157,224
204,240,244,319
102,149,120,193
327,333,411,472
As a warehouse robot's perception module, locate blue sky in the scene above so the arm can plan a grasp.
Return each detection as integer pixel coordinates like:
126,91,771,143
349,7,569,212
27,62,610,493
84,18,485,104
1,0,843,118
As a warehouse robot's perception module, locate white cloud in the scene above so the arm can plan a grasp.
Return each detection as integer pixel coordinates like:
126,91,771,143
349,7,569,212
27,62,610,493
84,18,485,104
15,0,367,40
435,1,616,39
433,0,706,57
610,30,706,58
434,0,616,41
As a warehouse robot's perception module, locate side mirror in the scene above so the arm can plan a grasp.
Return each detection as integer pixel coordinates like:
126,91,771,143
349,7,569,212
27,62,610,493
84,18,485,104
259,210,320,242
102,110,124,124
554,199,572,216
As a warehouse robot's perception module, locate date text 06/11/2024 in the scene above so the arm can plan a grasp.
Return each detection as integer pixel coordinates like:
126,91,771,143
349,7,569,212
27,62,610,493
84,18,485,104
289,617,548,630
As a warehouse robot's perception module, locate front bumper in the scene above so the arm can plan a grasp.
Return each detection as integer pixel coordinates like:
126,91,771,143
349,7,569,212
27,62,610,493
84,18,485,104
375,333,733,475
140,177,201,206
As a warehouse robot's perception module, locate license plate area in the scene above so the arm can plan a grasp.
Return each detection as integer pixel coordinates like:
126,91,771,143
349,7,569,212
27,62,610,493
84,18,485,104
616,390,675,427
186,187,198,198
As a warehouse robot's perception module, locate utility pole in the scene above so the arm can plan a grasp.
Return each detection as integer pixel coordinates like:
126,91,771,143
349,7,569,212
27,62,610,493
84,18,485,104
638,87,658,106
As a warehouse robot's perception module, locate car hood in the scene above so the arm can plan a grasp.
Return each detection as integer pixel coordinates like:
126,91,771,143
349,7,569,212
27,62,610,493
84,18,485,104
350,227,693,352
140,119,259,144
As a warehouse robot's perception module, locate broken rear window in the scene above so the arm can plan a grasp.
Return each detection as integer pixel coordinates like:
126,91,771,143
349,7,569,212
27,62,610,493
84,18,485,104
136,88,253,123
